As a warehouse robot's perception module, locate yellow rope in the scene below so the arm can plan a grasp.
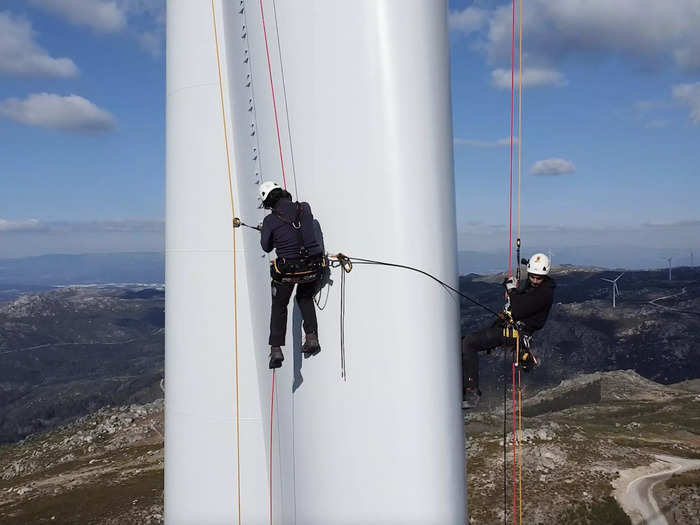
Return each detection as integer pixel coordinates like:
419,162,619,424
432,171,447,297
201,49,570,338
518,367,523,525
211,2,242,523
517,1,524,523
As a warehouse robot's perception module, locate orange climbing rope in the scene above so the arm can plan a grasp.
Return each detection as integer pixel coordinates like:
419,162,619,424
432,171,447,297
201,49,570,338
211,2,242,523
505,0,527,522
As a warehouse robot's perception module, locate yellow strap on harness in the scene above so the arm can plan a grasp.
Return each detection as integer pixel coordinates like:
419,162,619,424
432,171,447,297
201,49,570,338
501,309,519,339
503,325,520,339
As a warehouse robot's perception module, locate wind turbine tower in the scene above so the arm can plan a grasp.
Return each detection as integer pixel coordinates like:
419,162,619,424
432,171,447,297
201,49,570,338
691,250,694,267
667,257,673,281
601,272,624,308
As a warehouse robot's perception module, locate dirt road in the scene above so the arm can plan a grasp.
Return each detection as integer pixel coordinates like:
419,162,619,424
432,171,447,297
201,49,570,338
616,455,700,525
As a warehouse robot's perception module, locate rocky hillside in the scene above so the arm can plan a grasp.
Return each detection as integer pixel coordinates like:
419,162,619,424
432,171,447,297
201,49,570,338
460,266,700,400
466,370,700,524
2,371,696,524
0,286,164,444
0,400,163,524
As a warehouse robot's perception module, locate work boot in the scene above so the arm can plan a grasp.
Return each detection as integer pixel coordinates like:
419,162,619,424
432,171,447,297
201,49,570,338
462,388,482,410
302,332,321,357
269,346,284,369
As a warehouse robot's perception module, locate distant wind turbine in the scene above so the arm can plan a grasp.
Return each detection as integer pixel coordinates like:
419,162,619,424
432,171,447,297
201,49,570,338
601,272,624,308
666,257,672,281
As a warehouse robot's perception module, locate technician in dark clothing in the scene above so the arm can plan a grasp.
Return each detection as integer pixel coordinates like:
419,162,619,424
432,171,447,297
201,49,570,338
462,253,556,408
258,181,324,369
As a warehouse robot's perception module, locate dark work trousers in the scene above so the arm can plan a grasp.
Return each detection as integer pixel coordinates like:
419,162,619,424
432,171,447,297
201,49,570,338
269,279,319,346
462,323,516,395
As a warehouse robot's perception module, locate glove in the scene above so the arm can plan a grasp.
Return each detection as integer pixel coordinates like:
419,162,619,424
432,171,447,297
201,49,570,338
256,223,263,231
502,276,517,292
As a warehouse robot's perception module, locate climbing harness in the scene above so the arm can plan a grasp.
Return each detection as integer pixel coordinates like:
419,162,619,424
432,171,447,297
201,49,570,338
501,310,520,340
500,309,539,371
272,201,309,257
267,201,328,284
270,255,326,285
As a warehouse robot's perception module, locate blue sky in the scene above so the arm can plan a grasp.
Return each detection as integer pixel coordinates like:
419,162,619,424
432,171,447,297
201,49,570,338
1,0,699,269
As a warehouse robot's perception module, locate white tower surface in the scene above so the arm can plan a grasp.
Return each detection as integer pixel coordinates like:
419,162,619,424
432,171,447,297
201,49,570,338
165,1,465,524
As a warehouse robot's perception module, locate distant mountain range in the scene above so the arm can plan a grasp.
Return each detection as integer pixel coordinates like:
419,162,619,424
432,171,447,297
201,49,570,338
0,285,164,443
458,247,696,275
0,253,164,288
0,250,693,289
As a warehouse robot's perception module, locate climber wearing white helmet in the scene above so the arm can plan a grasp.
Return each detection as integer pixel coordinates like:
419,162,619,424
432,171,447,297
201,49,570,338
258,181,325,369
461,253,556,409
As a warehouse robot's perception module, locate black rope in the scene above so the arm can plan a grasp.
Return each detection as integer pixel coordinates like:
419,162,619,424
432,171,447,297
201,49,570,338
346,256,501,317
270,0,299,201
503,349,507,525
328,253,506,384
313,282,331,310
340,266,346,381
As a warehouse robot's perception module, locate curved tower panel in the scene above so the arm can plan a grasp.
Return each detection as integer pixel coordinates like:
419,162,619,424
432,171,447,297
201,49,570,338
166,1,464,523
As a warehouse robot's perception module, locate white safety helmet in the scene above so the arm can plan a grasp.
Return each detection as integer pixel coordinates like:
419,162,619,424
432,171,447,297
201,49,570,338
527,253,550,276
258,181,281,208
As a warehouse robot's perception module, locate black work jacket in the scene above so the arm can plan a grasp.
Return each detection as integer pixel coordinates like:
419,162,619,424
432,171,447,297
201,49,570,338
508,276,556,333
260,199,323,259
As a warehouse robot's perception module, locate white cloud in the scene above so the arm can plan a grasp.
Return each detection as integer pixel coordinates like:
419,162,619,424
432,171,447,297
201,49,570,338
0,93,116,133
491,67,566,89
530,158,575,176
0,218,163,234
642,219,700,228
454,137,516,147
672,82,700,124
449,7,488,35
0,219,43,232
27,0,126,33
26,0,165,56
486,0,700,72
0,12,78,77
60,219,164,232
138,30,162,58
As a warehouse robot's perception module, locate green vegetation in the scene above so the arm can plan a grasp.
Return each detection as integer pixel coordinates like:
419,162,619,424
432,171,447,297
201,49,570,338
557,497,632,525
665,469,700,489
0,468,163,524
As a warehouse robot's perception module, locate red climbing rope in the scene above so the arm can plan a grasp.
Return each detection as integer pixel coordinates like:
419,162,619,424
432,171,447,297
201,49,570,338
259,0,287,190
259,1,289,523
507,1,518,523
512,362,517,523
